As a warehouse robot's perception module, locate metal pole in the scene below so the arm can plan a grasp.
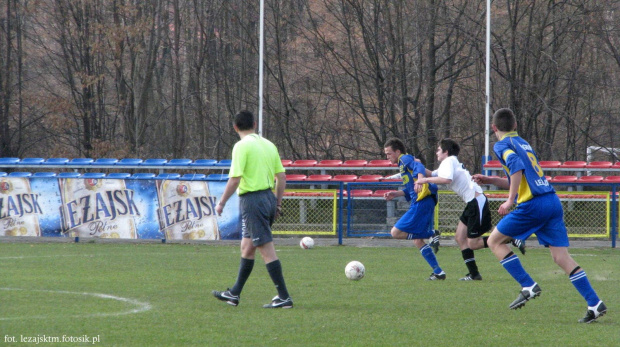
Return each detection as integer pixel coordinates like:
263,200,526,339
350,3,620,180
484,0,492,172
258,0,265,136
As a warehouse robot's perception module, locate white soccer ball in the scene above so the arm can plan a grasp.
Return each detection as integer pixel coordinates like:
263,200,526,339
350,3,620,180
299,237,314,249
345,261,365,280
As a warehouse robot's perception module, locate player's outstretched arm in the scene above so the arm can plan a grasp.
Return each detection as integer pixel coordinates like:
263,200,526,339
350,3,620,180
472,174,509,189
384,190,404,201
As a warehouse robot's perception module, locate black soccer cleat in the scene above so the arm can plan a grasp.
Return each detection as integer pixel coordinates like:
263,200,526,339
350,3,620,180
427,272,446,281
578,301,607,323
212,289,240,306
509,283,541,310
511,238,526,255
429,230,441,254
263,295,293,309
459,273,482,281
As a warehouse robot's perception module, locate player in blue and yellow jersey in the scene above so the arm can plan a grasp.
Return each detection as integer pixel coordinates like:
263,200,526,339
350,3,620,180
383,138,446,280
473,108,606,323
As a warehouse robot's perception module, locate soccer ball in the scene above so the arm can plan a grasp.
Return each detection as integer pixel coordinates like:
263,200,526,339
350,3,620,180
345,261,365,280
299,237,314,249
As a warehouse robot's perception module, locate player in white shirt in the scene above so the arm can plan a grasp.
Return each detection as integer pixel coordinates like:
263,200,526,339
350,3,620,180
417,139,524,280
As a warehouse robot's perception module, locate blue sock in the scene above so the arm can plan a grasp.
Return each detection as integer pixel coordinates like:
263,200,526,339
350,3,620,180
500,253,535,287
570,271,600,306
420,244,442,273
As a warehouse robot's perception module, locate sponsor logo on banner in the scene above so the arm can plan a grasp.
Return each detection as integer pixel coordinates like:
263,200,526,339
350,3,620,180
157,180,220,240
59,178,140,238
0,178,42,236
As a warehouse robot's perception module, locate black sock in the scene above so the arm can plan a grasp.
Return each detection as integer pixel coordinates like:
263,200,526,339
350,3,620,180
482,236,489,248
230,258,254,296
266,259,290,299
462,248,479,276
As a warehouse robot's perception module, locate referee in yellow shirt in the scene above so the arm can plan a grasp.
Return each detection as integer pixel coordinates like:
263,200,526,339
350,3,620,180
212,110,292,308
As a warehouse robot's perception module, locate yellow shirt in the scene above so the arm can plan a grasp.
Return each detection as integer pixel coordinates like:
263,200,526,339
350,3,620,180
229,134,285,195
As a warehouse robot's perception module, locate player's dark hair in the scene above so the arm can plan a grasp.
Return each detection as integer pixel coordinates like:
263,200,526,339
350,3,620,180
234,110,255,131
384,138,407,154
439,138,460,157
492,108,517,132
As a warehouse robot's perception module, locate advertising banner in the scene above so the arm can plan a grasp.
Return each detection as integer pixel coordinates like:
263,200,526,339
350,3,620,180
0,177,241,240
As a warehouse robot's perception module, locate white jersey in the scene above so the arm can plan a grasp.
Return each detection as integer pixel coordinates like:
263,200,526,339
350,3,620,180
432,156,482,203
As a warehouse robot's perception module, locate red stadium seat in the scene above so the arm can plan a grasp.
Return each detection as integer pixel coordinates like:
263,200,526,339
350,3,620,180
281,159,293,167
342,160,368,167
613,162,620,169
550,175,578,182
560,161,586,168
316,160,343,167
307,174,332,181
539,161,561,168
603,176,620,183
367,159,394,167
371,189,397,197
285,174,307,181
332,174,358,182
289,159,318,167
586,161,612,169
577,175,603,183
483,160,502,168
356,174,383,182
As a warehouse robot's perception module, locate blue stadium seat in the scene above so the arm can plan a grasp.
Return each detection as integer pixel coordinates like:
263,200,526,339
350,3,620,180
214,159,232,167
106,173,131,179
43,158,69,165
0,157,20,165
81,172,106,179
32,172,57,177
182,173,206,180
206,173,229,181
70,158,94,165
189,159,218,167
141,159,168,166
19,158,45,165
157,173,181,179
58,172,81,178
8,172,32,177
165,159,192,166
131,173,156,179
93,158,118,165
0,172,7,177
117,158,143,166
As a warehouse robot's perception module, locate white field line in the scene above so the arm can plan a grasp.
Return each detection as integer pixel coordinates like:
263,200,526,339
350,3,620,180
0,288,152,321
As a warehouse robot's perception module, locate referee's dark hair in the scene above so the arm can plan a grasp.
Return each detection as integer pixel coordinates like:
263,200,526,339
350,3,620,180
439,139,460,157
234,110,255,131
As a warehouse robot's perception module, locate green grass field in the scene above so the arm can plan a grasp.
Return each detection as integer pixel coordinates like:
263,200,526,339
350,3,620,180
0,241,617,346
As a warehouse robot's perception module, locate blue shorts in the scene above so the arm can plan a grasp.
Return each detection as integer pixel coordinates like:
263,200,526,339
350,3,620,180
496,193,569,247
394,196,435,239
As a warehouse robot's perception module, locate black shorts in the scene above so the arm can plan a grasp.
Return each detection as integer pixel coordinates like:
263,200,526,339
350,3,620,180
239,189,277,246
459,195,492,238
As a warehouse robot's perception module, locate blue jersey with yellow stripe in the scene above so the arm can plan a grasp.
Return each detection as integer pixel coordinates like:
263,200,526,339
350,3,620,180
493,131,554,204
398,154,438,203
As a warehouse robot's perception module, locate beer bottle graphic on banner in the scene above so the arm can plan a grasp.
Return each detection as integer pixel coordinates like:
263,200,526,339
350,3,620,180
59,177,139,238
157,180,220,240
0,177,42,237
